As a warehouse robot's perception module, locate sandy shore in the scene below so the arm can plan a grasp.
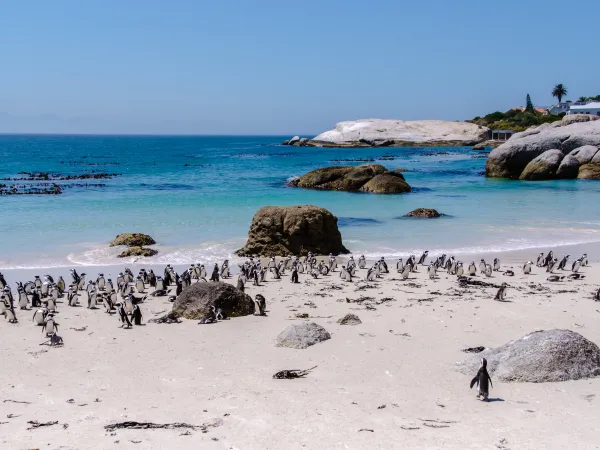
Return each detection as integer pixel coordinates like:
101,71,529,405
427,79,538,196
1,245,600,449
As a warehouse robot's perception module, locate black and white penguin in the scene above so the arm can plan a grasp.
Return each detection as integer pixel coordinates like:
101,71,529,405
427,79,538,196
455,262,464,277
291,267,299,284
479,259,486,274
557,255,569,271
18,287,28,310
547,275,565,282
118,303,132,328
544,251,554,268
567,273,585,280
97,273,106,291
546,258,558,273
494,283,508,301
484,264,493,278
418,251,429,265
254,294,266,316
0,272,6,290
56,276,65,294
468,262,477,276
380,257,389,273
131,303,143,325
470,358,493,401
595,287,600,302
401,264,411,280
42,314,58,337
535,252,544,267
210,264,220,282
135,276,145,293
493,258,500,272
358,255,366,269
503,270,514,276
580,253,588,267
237,276,245,293
522,261,533,275
396,258,404,273
32,307,48,325
572,259,581,273
427,263,436,280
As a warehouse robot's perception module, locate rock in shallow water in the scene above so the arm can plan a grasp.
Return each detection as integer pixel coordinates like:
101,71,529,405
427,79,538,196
117,247,158,258
577,163,600,180
110,233,156,247
519,149,564,181
457,329,600,382
235,205,349,257
276,322,331,349
404,208,443,218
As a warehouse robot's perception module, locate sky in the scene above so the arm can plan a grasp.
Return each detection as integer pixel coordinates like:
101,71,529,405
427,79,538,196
0,0,598,135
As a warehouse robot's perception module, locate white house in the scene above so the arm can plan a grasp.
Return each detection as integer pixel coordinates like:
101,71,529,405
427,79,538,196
568,102,600,116
548,101,571,115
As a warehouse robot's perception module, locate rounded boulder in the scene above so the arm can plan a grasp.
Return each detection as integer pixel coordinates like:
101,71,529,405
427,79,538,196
172,282,254,319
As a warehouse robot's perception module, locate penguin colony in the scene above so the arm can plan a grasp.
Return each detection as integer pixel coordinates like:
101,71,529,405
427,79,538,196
0,249,595,398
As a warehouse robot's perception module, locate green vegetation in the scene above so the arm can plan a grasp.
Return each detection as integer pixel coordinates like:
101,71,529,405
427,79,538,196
468,109,564,132
525,94,534,113
577,95,600,102
552,83,568,103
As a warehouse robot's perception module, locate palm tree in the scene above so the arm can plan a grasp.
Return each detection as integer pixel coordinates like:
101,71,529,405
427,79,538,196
578,96,588,103
552,84,568,104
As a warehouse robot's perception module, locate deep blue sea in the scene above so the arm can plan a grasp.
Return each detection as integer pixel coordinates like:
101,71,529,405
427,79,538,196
1,134,600,269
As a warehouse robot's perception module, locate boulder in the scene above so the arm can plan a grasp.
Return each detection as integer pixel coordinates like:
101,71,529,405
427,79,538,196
519,149,564,180
287,136,300,145
568,145,600,165
556,155,580,179
577,163,600,180
562,114,600,126
337,314,362,325
110,233,156,247
308,119,489,147
235,205,349,257
288,164,411,194
486,120,600,179
457,329,600,382
405,208,443,218
117,247,158,258
275,322,331,349
172,282,254,320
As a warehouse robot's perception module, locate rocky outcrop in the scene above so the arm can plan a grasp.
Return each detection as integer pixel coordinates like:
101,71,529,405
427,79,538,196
110,233,156,247
235,205,349,257
117,247,158,258
303,119,489,147
172,282,254,320
486,120,600,179
519,149,563,181
457,329,600,382
577,164,600,180
405,208,443,218
282,136,309,147
562,114,600,126
472,140,505,150
288,164,411,194
275,322,331,349
556,155,579,179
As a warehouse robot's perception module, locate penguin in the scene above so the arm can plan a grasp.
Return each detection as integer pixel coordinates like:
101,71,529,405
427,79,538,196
31,288,41,307
580,253,588,267
479,259,486,274
484,264,493,278
210,264,220,282
18,287,28,310
0,272,5,290
396,258,404,273
427,263,436,280
366,268,376,282
155,276,165,291
148,270,157,287
88,287,97,309
67,287,78,306
468,262,477,276
97,273,106,291
418,251,429,265
32,307,48,325
220,260,230,278
77,273,86,291
493,258,500,272
34,276,42,289
42,314,58,337
237,276,245,293
124,295,134,315
131,303,143,325
213,305,227,321
70,269,80,285
358,255,366,269
290,266,299,283
40,278,49,297
470,357,493,401
567,273,585,280
494,283,508,301
254,294,266,316
547,275,565,282
523,261,533,274
106,279,114,294
46,298,57,313
546,258,558,273
319,262,329,276
503,270,515,276
455,262,464,277
380,257,389,273
572,259,581,273
595,287,600,302
401,265,411,281
56,276,65,294
135,276,145,293
118,303,132,328
557,255,569,271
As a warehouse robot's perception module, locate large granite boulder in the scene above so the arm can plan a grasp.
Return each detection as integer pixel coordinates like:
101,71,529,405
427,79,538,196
563,114,600,126
405,208,443,218
569,145,600,165
117,247,158,258
307,119,489,147
172,282,254,319
577,164,600,180
110,233,156,247
457,329,600,382
556,155,580,179
486,120,600,179
519,149,564,181
288,164,411,194
235,205,349,257
275,322,331,349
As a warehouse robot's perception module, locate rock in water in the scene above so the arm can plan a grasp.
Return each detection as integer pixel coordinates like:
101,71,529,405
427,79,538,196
486,120,600,179
288,164,411,194
235,205,349,257
118,247,158,258
308,119,489,147
276,322,331,349
457,329,600,382
568,145,600,165
110,233,156,247
172,282,254,319
337,314,362,325
556,154,580,179
577,163,600,180
405,208,443,218
519,149,564,180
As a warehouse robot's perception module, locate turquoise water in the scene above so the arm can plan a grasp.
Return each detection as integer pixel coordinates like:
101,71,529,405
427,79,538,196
1,134,600,269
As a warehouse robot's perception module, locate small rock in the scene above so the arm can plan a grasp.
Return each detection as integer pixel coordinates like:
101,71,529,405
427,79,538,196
275,322,331,349
405,208,443,218
337,314,362,325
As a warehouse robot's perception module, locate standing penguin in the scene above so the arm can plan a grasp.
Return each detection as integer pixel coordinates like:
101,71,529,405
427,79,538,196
494,283,508,301
210,264,220,282
358,255,366,269
396,258,404,273
118,303,132,328
557,255,570,271
522,261,533,275
237,276,245,293
484,264,493,278
493,258,500,272
131,303,143,325
470,358,493,401
468,262,477,276
57,276,65,294
418,251,429,265
254,294,266,316
135,276,145,293
291,267,299,284
0,272,6,290
455,262,464,277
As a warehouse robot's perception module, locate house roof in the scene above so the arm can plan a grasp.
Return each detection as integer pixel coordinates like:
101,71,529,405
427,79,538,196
570,102,600,110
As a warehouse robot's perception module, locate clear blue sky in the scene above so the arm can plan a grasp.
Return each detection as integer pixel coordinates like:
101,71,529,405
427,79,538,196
1,0,598,135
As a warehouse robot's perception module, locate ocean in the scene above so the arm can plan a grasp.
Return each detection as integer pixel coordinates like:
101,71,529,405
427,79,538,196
1,134,600,269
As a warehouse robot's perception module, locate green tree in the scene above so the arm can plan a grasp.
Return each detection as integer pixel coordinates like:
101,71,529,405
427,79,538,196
525,94,534,112
578,96,588,103
552,83,568,104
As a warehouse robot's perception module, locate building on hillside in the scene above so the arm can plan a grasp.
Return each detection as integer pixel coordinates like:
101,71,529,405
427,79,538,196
548,101,571,115
490,129,515,141
568,102,600,116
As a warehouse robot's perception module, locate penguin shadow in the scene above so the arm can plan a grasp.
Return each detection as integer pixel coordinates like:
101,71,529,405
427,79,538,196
486,397,505,403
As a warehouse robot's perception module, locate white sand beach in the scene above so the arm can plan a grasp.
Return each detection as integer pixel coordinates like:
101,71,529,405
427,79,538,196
1,246,600,449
